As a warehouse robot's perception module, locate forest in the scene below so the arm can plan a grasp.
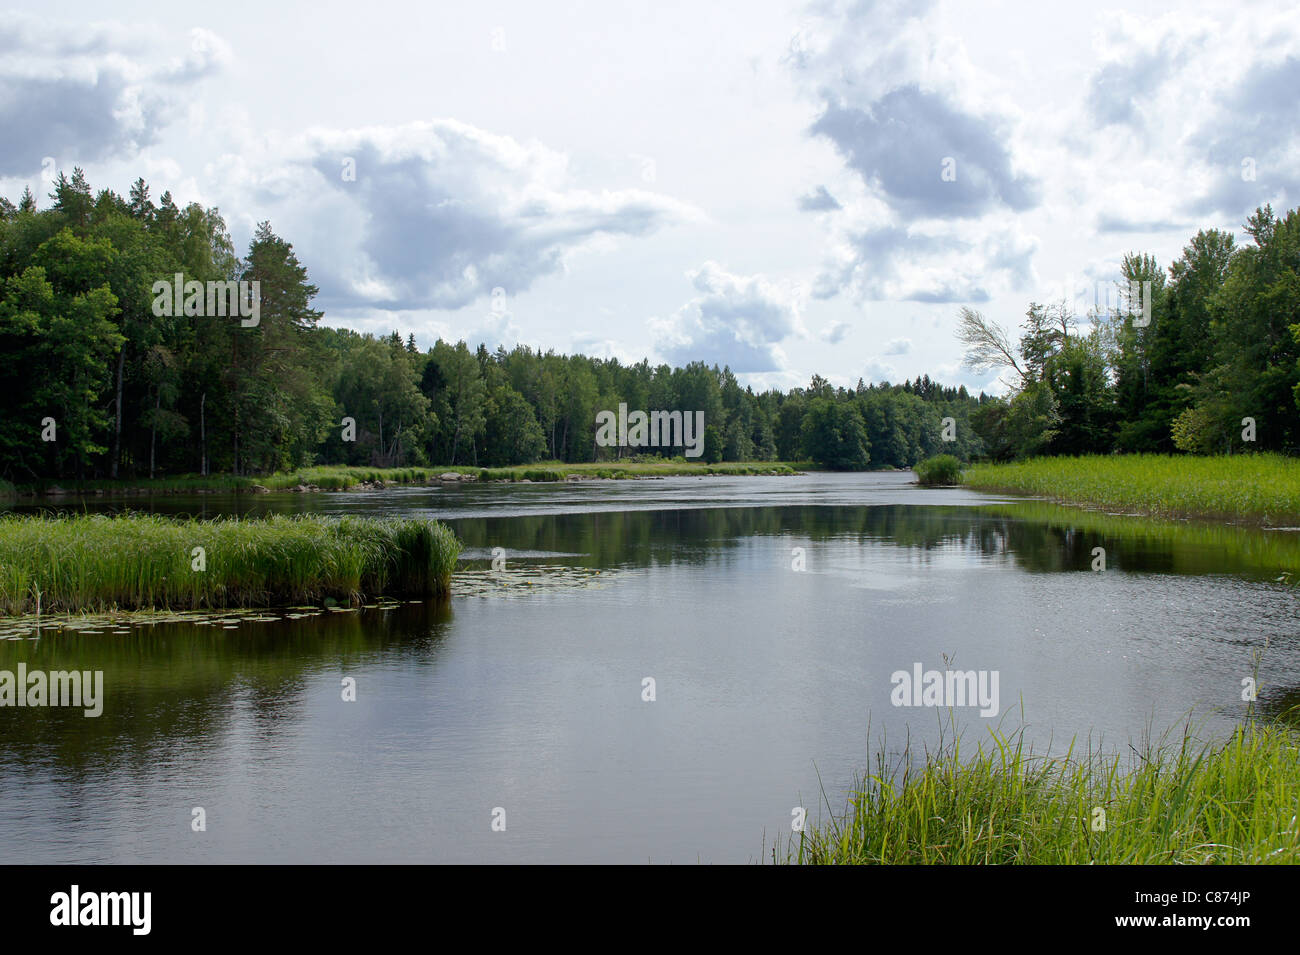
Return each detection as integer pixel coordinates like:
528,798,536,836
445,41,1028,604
1,170,1298,482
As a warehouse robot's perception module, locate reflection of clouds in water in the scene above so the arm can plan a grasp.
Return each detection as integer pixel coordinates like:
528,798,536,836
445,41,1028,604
840,569,914,592
811,539,965,594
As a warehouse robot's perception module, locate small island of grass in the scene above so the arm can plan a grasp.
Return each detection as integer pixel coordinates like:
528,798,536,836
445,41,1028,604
0,513,461,615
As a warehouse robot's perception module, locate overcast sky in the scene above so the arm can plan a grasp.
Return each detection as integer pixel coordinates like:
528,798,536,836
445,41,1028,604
3,0,1296,394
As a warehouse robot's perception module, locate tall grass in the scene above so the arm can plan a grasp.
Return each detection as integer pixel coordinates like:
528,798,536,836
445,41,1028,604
0,514,461,614
965,453,1300,523
788,720,1300,864
913,454,963,486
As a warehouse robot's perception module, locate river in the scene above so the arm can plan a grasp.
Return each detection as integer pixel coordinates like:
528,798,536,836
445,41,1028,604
1,471,1297,863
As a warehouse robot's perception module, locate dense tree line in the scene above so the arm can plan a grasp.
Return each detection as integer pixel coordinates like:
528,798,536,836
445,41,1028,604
8,174,1294,481
960,205,1300,459
0,172,992,480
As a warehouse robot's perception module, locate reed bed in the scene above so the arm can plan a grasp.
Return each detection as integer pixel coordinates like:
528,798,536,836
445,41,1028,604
964,453,1300,523
913,455,963,486
788,720,1300,864
0,513,461,614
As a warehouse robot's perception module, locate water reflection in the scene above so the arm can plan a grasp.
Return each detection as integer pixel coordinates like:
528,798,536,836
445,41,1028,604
0,602,451,777
446,502,1300,582
2,474,1298,862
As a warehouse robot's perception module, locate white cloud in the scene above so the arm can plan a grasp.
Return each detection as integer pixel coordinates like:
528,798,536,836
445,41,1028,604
0,15,228,176
1075,8,1300,227
650,262,802,373
821,320,851,343
790,0,1042,304
201,119,701,313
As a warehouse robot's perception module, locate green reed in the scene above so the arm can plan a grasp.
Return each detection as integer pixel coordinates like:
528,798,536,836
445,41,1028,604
787,719,1300,864
964,453,1300,522
0,513,461,614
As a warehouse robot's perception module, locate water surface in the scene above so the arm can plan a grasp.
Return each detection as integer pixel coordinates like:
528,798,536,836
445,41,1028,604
2,473,1297,863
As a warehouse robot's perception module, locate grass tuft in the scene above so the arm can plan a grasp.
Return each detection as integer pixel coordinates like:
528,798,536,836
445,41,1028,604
0,513,461,614
787,719,1300,864
914,455,964,486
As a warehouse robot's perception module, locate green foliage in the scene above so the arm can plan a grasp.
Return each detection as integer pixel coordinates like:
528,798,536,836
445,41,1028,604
0,171,1009,481
0,513,461,614
913,454,963,485
788,721,1300,864
800,398,870,469
957,207,1300,460
965,453,1300,521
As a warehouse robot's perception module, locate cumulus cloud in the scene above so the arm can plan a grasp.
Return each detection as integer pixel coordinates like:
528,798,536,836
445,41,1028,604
815,219,1036,303
821,320,851,344
883,337,911,355
790,0,1041,303
0,16,228,175
650,262,802,372
811,88,1037,219
798,185,841,211
1085,29,1202,130
1078,9,1300,225
1185,53,1300,216
212,120,699,312
860,358,899,384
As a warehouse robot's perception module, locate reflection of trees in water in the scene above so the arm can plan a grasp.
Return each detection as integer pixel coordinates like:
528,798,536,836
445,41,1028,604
0,601,452,773
5,503,1290,773
1258,682,1300,726
446,503,1299,580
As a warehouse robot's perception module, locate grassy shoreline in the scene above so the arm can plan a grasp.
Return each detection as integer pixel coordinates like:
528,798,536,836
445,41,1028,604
11,461,804,497
787,720,1300,864
963,453,1300,524
0,513,461,614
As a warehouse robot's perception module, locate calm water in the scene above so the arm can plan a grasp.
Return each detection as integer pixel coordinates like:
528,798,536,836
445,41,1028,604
2,472,1298,863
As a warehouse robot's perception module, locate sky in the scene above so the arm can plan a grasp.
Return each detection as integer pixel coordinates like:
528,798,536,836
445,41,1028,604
2,0,1297,395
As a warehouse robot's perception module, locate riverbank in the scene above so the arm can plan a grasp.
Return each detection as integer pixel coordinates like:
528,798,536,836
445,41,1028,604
0,514,461,614
788,720,1300,864
963,453,1300,524
11,461,803,498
